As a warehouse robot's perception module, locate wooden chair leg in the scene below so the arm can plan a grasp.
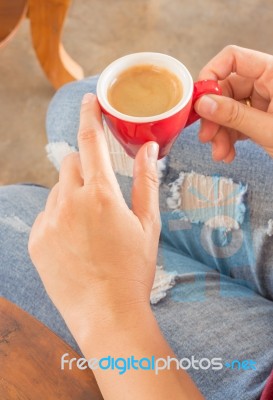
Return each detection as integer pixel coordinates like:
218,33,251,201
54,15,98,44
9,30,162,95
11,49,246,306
0,0,28,50
28,0,84,89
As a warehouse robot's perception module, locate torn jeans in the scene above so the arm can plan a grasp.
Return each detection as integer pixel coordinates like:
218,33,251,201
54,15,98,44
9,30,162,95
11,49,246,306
0,76,272,400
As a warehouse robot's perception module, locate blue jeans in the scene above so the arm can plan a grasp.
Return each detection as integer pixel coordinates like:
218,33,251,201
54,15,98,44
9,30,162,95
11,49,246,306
1,76,273,400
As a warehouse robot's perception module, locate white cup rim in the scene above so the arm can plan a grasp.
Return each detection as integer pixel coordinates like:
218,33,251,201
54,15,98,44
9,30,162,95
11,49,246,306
97,52,193,123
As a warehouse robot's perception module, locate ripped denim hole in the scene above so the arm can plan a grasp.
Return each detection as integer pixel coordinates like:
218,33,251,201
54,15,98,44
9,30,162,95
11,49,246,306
167,171,247,231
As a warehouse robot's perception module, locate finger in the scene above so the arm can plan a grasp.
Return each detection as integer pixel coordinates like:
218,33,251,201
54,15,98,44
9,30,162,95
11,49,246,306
220,74,254,99
199,119,219,143
45,184,59,213
223,146,236,163
194,94,273,146
132,142,160,232
221,74,269,112
211,127,232,161
251,90,270,112
78,93,118,187
58,153,83,197
198,45,272,86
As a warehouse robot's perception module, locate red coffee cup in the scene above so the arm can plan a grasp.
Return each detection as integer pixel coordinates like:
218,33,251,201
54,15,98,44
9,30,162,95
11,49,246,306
97,53,222,159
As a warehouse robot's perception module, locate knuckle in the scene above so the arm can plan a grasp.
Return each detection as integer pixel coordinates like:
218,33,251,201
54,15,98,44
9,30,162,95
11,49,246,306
261,62,273,88
98,191,113,207
225,100,245,128
225,44,238,52
148,175,159,191
89,182,113,205
84,170,115,206
90,170,108,183
86,170,111,186
78,127,98,143
142,170,159,188
60,152,79,169
224,44,240,58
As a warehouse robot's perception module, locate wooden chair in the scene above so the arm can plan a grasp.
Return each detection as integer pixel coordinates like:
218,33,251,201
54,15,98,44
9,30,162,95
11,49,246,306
0,0,84,88
0,297,103,399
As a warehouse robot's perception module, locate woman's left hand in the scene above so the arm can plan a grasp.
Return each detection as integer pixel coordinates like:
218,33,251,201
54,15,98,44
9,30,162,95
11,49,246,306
28,93,160,344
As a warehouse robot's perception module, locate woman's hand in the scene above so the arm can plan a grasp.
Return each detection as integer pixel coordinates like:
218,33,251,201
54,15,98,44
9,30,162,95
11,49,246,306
28,93,161,343
29,94,204,400
28,93,204,400
194,45,273,162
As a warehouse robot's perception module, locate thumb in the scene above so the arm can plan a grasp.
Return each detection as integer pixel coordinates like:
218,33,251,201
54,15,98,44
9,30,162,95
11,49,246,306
132,141,160,232
195,94,273,147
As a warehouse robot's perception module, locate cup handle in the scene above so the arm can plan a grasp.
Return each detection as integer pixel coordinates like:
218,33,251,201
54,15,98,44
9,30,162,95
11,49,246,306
185,80,222,127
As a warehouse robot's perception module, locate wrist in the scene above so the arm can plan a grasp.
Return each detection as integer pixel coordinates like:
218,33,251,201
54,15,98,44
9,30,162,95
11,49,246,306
73,302,153,356
62,285,154,351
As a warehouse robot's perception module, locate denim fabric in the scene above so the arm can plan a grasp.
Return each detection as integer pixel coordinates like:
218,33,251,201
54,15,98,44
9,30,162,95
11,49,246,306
0,184,80,352
0,76,272,400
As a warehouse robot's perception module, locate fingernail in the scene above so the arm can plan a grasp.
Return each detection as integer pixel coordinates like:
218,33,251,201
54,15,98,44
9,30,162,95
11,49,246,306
82,93,95,104
198,95,218,115
147,142,159,161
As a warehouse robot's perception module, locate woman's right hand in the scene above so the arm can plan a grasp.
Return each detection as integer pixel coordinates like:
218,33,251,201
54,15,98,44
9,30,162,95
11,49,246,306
194,45,273,162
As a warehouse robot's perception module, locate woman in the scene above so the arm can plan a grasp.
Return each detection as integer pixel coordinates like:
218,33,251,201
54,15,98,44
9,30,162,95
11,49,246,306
1,46,273,399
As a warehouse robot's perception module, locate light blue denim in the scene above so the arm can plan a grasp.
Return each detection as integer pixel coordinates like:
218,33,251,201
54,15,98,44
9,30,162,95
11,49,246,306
0,76,272,400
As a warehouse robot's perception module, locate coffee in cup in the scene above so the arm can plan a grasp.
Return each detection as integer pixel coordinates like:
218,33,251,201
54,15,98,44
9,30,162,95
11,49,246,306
107,64,183,117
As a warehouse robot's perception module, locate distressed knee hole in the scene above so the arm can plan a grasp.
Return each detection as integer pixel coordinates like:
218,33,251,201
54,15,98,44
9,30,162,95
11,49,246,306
167,171,247,231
